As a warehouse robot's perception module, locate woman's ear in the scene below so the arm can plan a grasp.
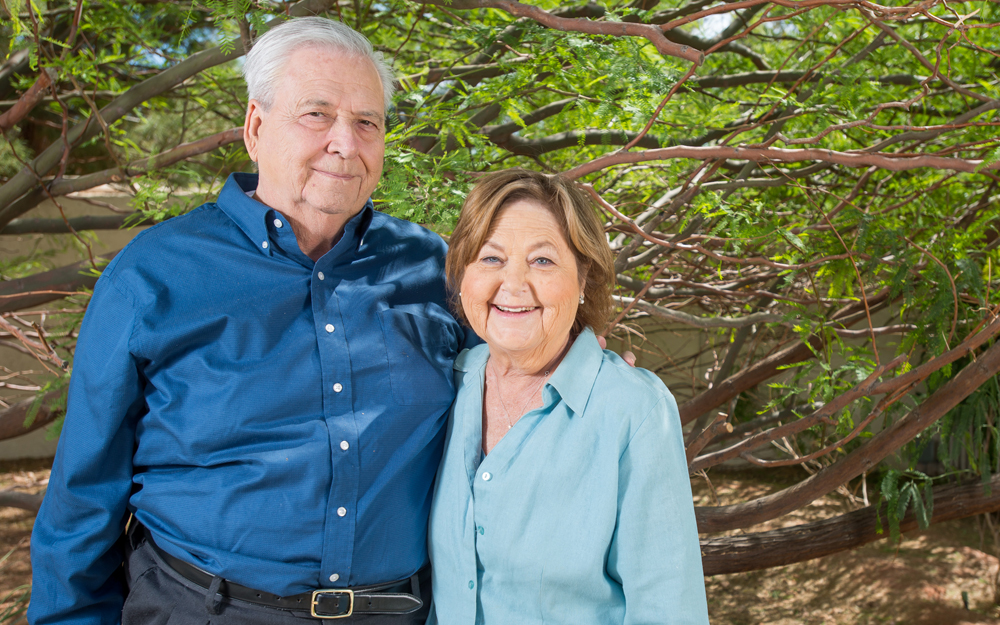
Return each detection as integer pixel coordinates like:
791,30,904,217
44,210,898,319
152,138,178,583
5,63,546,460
577,261,590,297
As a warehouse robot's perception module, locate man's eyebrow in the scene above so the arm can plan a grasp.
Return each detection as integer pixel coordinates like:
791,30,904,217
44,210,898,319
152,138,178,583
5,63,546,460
301,98,331,108
357,109,385,123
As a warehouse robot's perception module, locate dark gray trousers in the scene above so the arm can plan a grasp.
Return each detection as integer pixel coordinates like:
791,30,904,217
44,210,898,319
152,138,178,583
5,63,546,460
123,538,430,625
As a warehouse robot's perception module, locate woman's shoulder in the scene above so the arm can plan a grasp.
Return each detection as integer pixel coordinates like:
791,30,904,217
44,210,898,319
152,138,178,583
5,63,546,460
562,330,677,427
588,352,682,449
596,348,675,407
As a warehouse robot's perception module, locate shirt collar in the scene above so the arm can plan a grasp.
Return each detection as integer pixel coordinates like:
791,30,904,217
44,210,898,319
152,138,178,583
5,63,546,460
218,173,374,265
453,328,604,417
454,342,489,373
546,328,603,416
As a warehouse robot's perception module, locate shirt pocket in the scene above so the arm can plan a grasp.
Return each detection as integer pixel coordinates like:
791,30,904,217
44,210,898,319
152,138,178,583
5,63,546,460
379,308,457,406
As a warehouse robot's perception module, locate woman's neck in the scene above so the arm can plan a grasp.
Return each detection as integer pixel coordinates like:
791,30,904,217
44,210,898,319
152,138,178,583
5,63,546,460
489,334,573,380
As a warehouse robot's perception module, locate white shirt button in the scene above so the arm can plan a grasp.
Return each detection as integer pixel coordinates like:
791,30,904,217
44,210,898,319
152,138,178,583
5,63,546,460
333,383,343,393
261,241,268,249
340,440,349,451
481,472,492,481
273,218,283,228
317,272,325,281
329,573,339,582
325,324,335,333
337,507,347,517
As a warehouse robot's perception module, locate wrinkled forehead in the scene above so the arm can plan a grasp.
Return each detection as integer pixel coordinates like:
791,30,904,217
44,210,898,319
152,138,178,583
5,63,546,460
273,44,384,107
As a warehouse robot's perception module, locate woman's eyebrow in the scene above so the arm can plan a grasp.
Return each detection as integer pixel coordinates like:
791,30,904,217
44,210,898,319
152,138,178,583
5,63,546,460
526,240,561,254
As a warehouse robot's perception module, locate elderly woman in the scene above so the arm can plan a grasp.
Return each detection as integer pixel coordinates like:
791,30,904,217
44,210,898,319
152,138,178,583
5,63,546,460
428,169,709,624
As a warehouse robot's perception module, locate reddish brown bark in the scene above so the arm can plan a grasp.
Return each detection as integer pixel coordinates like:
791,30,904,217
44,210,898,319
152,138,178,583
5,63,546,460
0,68,57,133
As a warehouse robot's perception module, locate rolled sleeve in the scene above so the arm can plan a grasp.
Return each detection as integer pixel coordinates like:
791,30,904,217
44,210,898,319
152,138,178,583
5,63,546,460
29,275,145,625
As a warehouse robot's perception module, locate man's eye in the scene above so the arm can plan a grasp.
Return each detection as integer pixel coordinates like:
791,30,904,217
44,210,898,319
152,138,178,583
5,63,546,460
308,112,324,118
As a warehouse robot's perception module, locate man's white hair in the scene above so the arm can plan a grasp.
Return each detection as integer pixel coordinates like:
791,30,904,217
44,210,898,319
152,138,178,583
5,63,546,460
243,16,395,112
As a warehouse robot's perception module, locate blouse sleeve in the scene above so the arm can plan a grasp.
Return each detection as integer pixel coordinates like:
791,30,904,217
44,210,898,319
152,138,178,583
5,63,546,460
606,392,710,625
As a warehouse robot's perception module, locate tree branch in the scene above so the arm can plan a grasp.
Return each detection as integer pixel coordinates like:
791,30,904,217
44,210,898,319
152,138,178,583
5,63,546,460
0,0,334,226
0,67,57,132
696,324,1000,533
0,389,64,442
0,251,119,313
0,213,151,235
615,295,785,328
564,144,1000,180
414,0,705,64
494,129,661,156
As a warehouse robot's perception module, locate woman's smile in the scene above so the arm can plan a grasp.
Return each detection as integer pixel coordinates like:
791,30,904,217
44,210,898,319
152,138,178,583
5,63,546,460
491,303,539,314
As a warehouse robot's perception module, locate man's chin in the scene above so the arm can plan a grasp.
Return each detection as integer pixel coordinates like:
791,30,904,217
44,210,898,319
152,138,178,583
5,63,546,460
306,194,367,217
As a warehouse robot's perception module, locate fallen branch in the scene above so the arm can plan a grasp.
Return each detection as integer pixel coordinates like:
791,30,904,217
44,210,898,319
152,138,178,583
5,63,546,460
0,489,45,513
701,472,1000,575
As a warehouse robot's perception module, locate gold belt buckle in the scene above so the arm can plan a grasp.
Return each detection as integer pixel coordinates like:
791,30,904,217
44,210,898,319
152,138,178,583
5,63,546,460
310,589,354,619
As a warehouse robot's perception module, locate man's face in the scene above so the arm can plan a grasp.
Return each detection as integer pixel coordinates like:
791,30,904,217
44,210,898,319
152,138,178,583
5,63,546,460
244,45,386,222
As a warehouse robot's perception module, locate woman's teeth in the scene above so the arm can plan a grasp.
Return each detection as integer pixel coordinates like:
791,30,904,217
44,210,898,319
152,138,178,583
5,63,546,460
494,304,535,313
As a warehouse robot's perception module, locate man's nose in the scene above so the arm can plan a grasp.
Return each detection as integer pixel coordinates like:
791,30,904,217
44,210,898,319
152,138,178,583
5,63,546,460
325,120,360,159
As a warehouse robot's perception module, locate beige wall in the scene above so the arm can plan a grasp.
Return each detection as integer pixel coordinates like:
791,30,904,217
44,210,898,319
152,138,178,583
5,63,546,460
1,193,147,459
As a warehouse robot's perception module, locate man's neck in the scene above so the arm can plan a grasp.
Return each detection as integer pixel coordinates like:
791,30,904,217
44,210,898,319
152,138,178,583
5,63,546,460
253,188,358,262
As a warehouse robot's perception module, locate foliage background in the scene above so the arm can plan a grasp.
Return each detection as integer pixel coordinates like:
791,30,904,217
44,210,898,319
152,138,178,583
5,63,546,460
1,0,1000,615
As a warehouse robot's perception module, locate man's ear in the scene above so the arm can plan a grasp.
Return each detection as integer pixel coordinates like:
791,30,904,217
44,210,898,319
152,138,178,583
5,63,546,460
243,100,265,163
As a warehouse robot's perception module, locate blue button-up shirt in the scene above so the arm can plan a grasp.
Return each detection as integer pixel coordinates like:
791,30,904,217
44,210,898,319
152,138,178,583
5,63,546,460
29,173,471,625
428,329,709,625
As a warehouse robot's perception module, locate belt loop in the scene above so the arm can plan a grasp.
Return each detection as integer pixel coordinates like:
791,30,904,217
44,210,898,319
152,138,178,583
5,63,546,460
205,576,224,615
409,571,421,602
126,515,141,551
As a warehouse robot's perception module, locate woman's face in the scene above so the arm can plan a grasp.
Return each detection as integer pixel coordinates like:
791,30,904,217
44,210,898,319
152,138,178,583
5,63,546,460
460,199,584,366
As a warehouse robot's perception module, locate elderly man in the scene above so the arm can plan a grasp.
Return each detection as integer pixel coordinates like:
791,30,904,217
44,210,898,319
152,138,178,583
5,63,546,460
28,17,469,625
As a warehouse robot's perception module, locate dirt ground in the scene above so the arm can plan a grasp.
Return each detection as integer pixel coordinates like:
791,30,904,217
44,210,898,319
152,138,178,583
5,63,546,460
1,460,1000,624
696,469,1000,625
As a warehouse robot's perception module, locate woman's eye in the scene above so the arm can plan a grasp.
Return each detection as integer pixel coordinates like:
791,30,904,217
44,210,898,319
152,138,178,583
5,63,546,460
533,257,553,266
481,256,502,264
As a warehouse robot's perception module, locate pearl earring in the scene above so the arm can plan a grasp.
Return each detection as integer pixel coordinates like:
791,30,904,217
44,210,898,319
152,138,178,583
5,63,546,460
459,292,463,297
579,294,585,305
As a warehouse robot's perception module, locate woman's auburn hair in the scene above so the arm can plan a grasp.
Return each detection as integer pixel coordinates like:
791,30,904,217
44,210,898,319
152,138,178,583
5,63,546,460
445,168,615,335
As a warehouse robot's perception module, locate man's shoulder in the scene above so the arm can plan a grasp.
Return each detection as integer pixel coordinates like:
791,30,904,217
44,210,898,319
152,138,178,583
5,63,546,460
103,202,230,276
365,211,448,256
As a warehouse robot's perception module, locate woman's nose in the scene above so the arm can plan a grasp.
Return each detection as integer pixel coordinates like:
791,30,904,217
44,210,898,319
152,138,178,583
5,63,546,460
500,262,529,293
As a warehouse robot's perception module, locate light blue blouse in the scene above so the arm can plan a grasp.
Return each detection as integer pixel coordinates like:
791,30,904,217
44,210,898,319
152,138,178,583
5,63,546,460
428,328,709,625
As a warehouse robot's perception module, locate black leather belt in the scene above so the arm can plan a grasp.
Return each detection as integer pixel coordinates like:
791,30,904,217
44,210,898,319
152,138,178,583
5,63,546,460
140,529,424,619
